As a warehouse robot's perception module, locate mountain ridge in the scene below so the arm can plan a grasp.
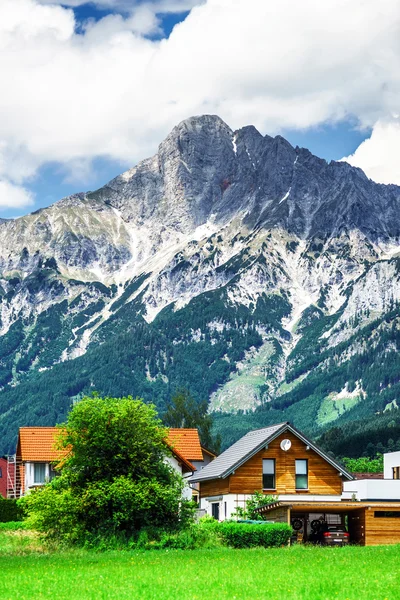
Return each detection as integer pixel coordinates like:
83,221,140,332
0,114,399,454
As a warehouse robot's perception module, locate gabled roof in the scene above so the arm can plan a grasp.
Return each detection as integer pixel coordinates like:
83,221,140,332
201,446,217,459
190,422,353,483
16,427,66,462
168,445,196,474
167,428,203,461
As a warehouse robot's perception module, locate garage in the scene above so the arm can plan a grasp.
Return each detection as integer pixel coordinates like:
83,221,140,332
255,501,400,545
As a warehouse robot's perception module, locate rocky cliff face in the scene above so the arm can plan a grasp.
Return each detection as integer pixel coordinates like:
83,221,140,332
0,114,399,453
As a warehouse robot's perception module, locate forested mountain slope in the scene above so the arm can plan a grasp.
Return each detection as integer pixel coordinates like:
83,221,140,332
0,115,399,454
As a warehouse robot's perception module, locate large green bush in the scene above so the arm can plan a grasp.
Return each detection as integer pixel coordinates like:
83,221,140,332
0,498,24,523
216,522,292,549
22,395,193,544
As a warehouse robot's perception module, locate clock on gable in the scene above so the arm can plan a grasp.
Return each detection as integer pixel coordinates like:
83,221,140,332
280,439,292,451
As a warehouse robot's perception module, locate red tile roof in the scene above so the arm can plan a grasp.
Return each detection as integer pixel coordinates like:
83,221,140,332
17,427,66,462
167,429,203,461
354,472,384,480
168,446,196,473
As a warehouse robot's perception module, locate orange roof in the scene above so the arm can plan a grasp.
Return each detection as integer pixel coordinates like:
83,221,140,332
168,445,196,473
167,429,203,461
17,427,66,462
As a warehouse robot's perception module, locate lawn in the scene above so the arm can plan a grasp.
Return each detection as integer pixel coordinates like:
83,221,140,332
1,530,400,600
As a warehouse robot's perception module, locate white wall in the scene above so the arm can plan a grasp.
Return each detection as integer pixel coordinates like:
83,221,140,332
343,478,400,501
384,451,400,479
200,493,343,521
165,455,193,501
200,493,240,520
24,462,52,492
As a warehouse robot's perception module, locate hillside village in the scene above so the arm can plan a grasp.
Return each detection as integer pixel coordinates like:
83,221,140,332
3,413,400,547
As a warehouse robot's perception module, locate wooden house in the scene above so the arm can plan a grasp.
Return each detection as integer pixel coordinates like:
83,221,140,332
190,422,400,545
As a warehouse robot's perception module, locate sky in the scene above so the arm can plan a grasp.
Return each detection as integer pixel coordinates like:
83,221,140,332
0,0,399,219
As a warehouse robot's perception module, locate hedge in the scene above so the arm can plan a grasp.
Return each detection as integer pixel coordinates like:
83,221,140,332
0,498,24,522
216,522,292,548
0,521,27,531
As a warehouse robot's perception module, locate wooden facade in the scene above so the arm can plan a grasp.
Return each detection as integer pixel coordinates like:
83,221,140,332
200,478,230,498
197,423,400,546
200,430,343,498
258,502,400,546
364,506,400,546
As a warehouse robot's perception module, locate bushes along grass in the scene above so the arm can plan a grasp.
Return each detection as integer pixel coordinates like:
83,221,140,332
0,498,24,522
216,521,292,548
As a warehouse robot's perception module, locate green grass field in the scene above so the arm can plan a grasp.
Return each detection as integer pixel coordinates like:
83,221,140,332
1,530,400,600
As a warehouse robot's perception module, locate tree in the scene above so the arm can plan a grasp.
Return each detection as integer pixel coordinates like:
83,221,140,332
342,455,384,474
164,389,221,453
231,491,278,520
23,395,190,543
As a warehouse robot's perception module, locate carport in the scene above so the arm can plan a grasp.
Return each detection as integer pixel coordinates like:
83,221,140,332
255,501,367,544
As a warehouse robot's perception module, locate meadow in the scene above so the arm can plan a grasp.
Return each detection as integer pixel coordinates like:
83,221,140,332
1,528,400,600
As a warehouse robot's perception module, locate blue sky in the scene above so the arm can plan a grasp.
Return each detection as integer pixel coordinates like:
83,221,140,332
2,0,398,219
27,120,370,222
17,0,369,221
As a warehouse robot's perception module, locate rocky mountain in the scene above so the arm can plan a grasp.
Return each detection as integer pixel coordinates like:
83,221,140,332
0,114,400,454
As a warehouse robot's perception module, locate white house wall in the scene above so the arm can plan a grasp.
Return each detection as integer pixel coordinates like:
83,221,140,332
384,451,400,479
200,493,344,521
343,479,400,501
24,462,52,492
165,455,193,501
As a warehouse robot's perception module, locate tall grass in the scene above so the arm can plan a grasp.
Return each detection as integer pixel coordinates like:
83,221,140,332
0,536,399,599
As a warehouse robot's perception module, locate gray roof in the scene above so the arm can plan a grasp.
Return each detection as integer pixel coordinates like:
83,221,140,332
190,422,353,483
190,422,287,483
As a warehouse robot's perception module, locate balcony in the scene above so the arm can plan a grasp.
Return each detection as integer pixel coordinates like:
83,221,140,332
342,479,400,502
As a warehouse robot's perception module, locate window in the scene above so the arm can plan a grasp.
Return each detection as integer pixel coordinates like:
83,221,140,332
393,467,400,480
33,463,46,484
0,467,2,478
49,465,57,481
211,503,220,520
295,459,308,490
263,459,276,489
374,511,400,518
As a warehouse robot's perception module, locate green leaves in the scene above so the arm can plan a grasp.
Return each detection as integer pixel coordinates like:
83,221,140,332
24,395,190,543
342,455,384,473
216,522,292,548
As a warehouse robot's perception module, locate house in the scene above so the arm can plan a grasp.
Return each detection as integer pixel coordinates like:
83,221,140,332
384,450,400,479
0,457,7,498
167,428,216,503
13,426,197,499
190,422,400,546
14,427,64,497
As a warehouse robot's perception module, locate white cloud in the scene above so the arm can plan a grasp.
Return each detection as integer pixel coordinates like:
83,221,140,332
0,180,34,209
37,0,202,14
342,119,400,186
0,0,399,194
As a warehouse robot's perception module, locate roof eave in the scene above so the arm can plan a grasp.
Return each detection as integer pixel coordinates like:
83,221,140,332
191,421,354,483
190,422,289,483
285,424,354,481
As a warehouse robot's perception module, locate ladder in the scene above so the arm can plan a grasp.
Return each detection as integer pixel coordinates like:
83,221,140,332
6,455,19,499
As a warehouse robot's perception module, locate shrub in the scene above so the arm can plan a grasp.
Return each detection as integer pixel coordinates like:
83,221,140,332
232,491,278,520
0,521,27,531
23,396,193,544
216,522,292,549
0,498,24,523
